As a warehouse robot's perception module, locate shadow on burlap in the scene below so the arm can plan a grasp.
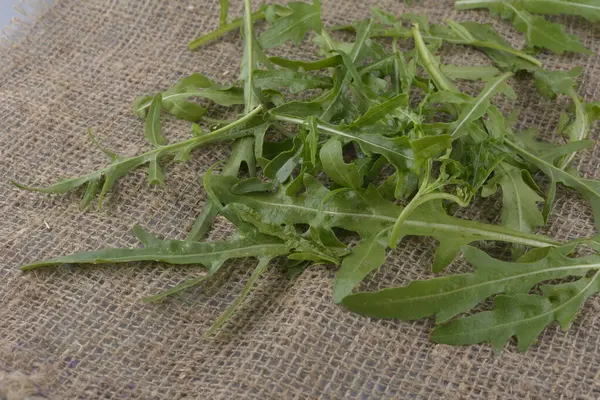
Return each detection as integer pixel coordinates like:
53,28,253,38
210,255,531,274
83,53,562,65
1,0,600,398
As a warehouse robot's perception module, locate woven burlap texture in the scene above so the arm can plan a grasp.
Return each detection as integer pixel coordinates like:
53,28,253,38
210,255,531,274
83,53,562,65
1,0,600,398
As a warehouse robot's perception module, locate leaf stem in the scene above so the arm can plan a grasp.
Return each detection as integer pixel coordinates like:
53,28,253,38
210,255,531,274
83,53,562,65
558,89,586,170
411,24,458,92
204,257,271,336
188,11,266,51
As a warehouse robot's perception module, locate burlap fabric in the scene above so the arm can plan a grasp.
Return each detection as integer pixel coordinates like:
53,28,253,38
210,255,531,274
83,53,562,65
1,0,600,398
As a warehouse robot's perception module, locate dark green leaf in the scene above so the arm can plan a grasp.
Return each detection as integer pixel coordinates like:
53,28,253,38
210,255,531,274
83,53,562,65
320,139,362,189
455,1,590,54
253,69,333,93
344,244,597,330
431,270,600,351
259,0,322,49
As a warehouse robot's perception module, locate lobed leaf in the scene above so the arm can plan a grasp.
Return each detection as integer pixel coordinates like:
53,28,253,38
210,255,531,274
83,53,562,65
455,0,590,54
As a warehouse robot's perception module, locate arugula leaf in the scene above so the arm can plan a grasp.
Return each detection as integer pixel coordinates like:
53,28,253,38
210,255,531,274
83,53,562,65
431,270,600,351
483,163,544,256
210,174,558,279
21,228,288,271
343,244,598,328
504,139,600,229
333,230,388,303
259,0,322,49
12,106,265,207
449,21,541,71
187,136,259,241
253,69,333,93
347,12,542,70
449,72,515,138
518,0,600,21
455,0,590,54
412,24,459,93
320,139,362,189
533,68,600,169
134,74,243,121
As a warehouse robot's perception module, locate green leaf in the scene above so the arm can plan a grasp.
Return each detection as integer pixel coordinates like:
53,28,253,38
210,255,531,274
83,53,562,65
147,155,165,185
228,203,339,264
449,72,514,138
320,139,362,189
271,113,416,174
444,21,541,71
431,270,600,351
504,139,600,229
519,0,600,21
534,68,581,99
134,74,243,121
485,163,544,256
21,232,288,271
145,94,167,146
455,1,590,54
253,69,333,93
209,175,558,274
13,106,265,207
412,24,459,93
259,0,322,49
231,177,275,194
344,244,599,330
333,230,388,303
188,136,259,241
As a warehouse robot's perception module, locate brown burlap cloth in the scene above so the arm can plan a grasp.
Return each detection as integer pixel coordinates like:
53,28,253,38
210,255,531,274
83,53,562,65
1,0,600,398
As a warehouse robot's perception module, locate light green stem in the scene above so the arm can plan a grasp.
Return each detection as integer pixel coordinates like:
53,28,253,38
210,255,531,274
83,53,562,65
204,257,271,336
411,24,458,92
189,11,266,51
558,89,586,170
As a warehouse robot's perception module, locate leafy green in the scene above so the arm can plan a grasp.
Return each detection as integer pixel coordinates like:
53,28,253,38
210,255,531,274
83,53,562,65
521,0,600,21
134,74,243,121
455,0,590,54
343,244,589,322
12,106,265,208
259,0,322,49
482,163,544,256
320,139,362,189
15,1,600,348
21,226,288,271
345,242,600,351
253,69,333,93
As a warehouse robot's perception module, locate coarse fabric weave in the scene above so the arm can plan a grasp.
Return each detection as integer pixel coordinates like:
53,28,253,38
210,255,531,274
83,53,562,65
1,0,600,399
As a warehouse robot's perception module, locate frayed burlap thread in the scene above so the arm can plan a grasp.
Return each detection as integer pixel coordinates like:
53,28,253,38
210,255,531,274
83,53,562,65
1,1,600,399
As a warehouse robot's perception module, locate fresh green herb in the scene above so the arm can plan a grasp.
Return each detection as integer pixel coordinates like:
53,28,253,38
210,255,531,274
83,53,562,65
14,1,600,351
455,0,591,54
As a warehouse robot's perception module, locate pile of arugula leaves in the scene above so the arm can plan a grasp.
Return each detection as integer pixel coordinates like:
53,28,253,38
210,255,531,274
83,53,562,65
14,0,600,351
